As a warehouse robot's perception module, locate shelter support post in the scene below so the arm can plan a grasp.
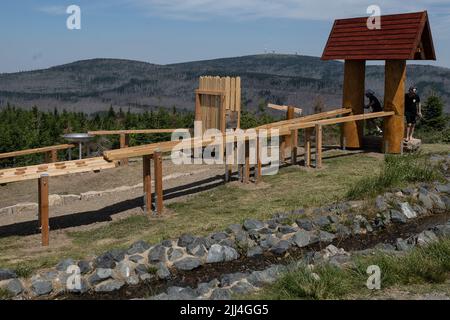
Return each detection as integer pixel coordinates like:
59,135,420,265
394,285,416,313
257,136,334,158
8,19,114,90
342,60,366,149
383,60,406,154
143,155,152,215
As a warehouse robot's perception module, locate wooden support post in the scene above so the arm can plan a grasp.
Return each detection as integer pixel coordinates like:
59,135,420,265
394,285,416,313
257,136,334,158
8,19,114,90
256,138,262,184
383,60,406,154
38,174,49,246
143,155,152,215
342,60,366,149
315,124,323,169
244,140,250,184
50,149,58,163
280,138,286,164
291,129,297,165
304,128,311,167
119,133,129,166
154,150,163,215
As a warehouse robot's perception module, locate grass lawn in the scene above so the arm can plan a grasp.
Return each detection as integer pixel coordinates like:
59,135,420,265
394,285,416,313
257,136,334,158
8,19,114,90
0,144,447,275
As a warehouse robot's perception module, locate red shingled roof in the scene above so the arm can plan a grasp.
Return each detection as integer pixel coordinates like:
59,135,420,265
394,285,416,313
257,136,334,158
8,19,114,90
322,11,436,61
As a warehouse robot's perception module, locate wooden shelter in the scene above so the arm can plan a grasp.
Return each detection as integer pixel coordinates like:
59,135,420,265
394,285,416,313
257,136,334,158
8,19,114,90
322,11,436,153
195,76,241,132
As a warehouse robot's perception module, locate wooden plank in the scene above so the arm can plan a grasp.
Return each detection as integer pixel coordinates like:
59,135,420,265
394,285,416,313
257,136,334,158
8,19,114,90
267,103,302,114
244,140,250,184
315,124,323,169
0,144,74,159
154,150,163,215
143,155,152,215
38,174,49,246
291,129,297,165
235,77,241,113
88,129,188,135
230,77,236,112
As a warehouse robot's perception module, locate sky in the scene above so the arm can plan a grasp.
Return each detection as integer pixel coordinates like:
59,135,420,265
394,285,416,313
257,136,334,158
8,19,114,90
0,0,449,73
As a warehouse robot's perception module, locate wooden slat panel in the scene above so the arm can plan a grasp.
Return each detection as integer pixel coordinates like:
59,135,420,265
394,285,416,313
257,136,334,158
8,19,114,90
235,77,241,112
230,77,236,111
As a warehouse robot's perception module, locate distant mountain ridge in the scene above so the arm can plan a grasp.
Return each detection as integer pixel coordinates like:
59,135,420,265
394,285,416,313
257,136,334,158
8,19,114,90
0,54,449,114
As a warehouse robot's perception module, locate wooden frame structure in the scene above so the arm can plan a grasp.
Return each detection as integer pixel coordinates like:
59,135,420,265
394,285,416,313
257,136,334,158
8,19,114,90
195,76,241,132
322,11,436,154
0,144,74,163
88,129,189,166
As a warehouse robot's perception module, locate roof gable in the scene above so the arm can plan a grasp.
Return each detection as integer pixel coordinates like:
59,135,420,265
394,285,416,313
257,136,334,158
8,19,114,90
322,11,436,61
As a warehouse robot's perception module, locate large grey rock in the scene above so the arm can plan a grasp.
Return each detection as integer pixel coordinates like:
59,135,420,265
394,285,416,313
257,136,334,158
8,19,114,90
88,268,113,285
247,246,263,258
436,183,450,194
390,210,408,224
296,218,314,231
418,192,433,210
230,281,255,295
156,263,171,280
206,244,239,263
220,272,248,287
313,216,331,228
259,235,279,249
178,234,195,247
0,269,17,281
196,279,220,296
399,202,417,219
429,193,446,210
318,231,336,243
247,265,287,287
127,240,150,255
109,248,126,262
292,230,317,247
395,238,413,251
31,279,53,296
116,261,135,279
226,224,243,235
243,219,265,231
94,279,125,293
94,253,116,269
278,226,297,234
270,240,291,255
1,279,23,296
433,222,450,237
56,258,75,272
416,230,438,247
174,257,202,271
168,248,185,262
335,224,351,236
128,254,144,263
211,232,229,241
77,260,92,274
375,195,389,211
148,245,167,263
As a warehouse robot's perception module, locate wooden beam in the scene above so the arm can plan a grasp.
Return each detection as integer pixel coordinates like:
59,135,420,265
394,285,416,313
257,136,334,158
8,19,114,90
143,155,152,215
0,144,74,160
342,60,366,149
315,124,323,169
267,103,302,114
50,149,58,163
0,157,117,184
88,129,188,135
154,150,163,215
244,140,250,184
383,60,406,154
38,174,49,246
291,129,297,165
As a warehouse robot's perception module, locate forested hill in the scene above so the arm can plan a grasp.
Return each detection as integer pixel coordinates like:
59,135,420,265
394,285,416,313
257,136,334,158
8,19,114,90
0,54,449,114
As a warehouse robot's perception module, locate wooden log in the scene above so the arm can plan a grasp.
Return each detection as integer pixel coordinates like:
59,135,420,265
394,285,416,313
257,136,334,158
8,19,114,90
342,60,366,149
304,128,312,167
38,174,50,246
315,124,323,169
143,155,152,215
383,60,406,154
154,150,163,215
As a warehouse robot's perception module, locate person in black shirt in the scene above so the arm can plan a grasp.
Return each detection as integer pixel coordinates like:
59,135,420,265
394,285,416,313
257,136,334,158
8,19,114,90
365,90,383,134
404,86,422,141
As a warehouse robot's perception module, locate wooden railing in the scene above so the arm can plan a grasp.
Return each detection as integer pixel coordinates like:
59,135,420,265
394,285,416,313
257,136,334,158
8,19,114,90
0,144,74,163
